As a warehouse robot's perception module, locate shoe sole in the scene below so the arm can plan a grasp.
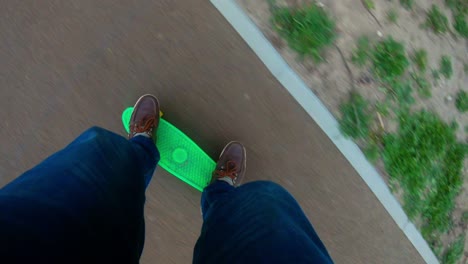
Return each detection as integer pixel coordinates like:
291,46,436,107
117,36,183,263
219,141,247,186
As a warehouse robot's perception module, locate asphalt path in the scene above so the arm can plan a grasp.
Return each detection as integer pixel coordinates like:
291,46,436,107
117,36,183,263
0,0,423,263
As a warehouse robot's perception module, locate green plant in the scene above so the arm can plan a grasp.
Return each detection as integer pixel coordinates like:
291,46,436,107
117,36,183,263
272,4,336,62
442,236,465,264
363,0,375,10
453,13,468,37
364,143,380,163
375,101,391,116
450,121,459,130
400,0,414,10
432,69,441,80
351,36,371,67
412,49,428,72
440,55,453,79
462,211,468,222
445,0,468,15
411,73,431,99
426,5,449,34
387,9,398,24
338,92,372,139
464,63,468,74
387,79,415,109
383,111,465,239
455,90,468,112
372,37,409,79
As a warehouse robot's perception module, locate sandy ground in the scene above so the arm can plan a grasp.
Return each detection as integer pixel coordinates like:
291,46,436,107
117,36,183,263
238,0,468,261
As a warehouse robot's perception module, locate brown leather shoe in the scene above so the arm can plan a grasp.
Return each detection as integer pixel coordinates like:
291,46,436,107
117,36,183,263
212,141,246,187
128,94,160,141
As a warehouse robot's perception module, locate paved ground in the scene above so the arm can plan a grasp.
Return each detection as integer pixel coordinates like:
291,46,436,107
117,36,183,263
0,0,425,263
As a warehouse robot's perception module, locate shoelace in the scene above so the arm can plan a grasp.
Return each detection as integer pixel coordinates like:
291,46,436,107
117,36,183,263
130,116,156,135
215,160,238,181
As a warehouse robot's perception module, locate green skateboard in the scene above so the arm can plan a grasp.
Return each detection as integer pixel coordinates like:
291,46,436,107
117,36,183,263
122,107,215,191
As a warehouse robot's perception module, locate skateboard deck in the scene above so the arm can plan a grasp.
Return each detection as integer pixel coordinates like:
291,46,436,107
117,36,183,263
122,107,214,191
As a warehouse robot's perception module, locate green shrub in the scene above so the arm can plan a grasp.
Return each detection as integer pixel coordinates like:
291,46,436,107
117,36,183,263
375,101,390,116
338,92,372,139
411,73,431,99
364,143,380,163
440,55,453,79
387,79,415,109
455,90,468,112
400,0,414,10
351,36,371,67
372,37,409,79
462,211,468,222
445,0,468,15
387,9,399,24
272,4,336,62
383,111,465,238
454,13,468,37
432,69,441,80
442,236,465,264
426,5,449,34
412,49,428,72
363,0,375,10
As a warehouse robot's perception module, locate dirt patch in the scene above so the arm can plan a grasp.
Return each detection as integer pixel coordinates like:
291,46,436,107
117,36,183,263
238,0,467,261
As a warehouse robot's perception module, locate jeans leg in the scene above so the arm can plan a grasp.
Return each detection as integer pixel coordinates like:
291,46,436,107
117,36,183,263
129,134,160,187
0,127,160,263
194,181,333,264
201,180,235,220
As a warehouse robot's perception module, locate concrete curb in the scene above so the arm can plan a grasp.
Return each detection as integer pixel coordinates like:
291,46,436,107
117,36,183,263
210,0,438,263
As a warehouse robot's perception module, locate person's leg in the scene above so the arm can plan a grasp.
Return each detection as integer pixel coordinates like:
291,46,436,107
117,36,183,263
0,127,158,262
200,141,245,219
0,95,161,263
128,132,161,187
201,180,234,219
194,143,333,264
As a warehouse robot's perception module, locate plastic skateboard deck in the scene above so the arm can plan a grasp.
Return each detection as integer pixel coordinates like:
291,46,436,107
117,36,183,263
122,107,215,191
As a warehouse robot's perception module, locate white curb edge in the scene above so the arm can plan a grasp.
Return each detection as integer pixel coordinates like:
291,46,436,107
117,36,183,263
210,0,438,263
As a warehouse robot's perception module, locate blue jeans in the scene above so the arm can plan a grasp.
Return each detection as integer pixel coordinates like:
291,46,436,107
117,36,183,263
196,181,333,263
0,127,333,263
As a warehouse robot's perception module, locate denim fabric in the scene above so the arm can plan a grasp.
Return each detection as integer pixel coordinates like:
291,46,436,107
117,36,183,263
194,180,334,264
0,127,159,263
0,127,332,264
